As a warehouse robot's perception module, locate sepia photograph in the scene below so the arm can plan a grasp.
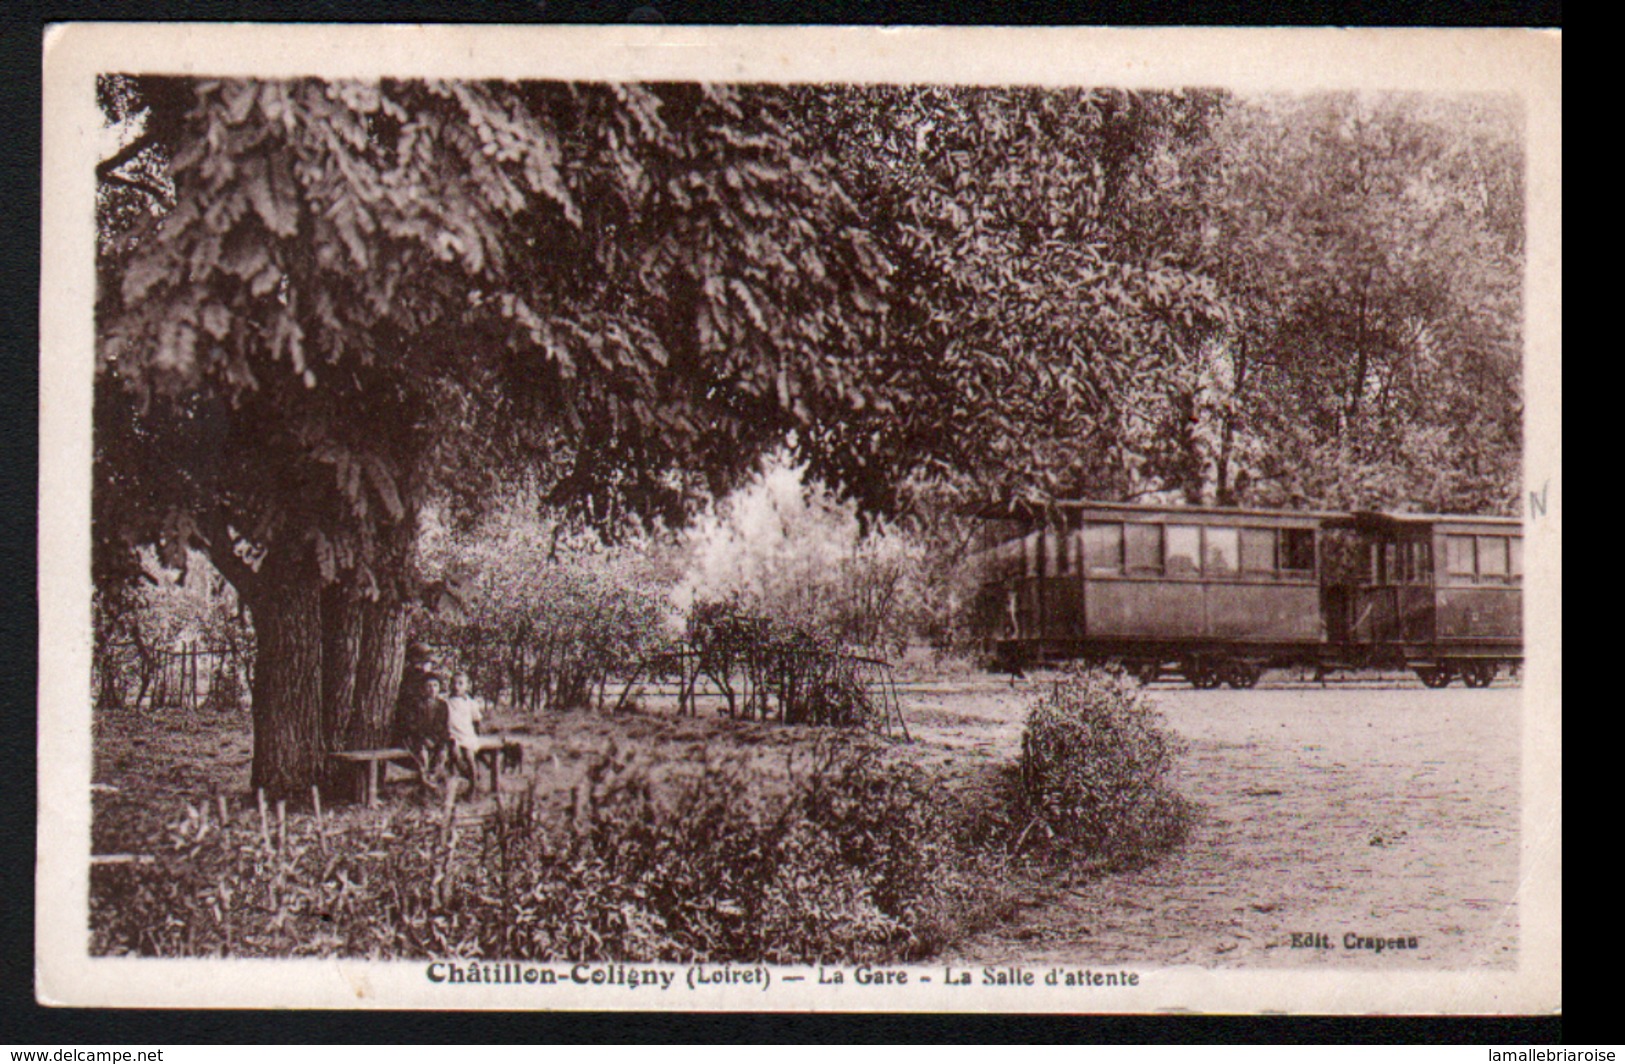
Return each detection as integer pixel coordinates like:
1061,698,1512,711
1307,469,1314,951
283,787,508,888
37,24,1560,1012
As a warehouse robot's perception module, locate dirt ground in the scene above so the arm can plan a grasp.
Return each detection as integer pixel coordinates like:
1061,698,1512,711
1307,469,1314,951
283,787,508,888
91,672,1521,969
910,677,1522,970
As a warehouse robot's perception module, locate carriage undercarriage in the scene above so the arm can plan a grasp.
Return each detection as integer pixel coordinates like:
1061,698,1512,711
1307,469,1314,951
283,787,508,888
992,637,1521,689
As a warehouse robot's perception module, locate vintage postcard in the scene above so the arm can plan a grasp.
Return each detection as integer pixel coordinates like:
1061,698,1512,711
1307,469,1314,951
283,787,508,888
37,24,1561,1012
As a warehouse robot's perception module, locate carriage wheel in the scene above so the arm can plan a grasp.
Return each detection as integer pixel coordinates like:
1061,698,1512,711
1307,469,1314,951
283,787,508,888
1415,666,1454,689
1183,659,1223,689
1223,660,1261,689
1132,661,1162,686
1460,661,1497,688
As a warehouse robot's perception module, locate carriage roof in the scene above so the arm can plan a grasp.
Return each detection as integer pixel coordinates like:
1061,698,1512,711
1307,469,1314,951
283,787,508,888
1325,510,1523,536
974,499,1341,528
974,499,1521,535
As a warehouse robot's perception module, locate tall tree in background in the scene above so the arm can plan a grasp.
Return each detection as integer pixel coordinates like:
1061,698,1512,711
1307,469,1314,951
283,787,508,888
1179,92,1523,512
791,85,1228,513
95,77,888,795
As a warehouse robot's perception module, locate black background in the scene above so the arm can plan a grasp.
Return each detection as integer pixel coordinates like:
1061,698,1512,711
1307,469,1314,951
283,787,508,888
2,0,1567,1046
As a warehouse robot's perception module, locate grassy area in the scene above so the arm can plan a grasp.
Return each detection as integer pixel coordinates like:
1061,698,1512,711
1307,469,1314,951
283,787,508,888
90,669,1190,963
91,699,1022,962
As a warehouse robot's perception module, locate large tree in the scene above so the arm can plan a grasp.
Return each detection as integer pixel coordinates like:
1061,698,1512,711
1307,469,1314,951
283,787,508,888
1167,92,1523,512
95,77,888,795
789,85,1229,514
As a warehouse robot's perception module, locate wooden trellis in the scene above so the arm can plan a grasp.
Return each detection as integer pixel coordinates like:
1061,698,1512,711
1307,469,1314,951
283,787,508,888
614,643,910,740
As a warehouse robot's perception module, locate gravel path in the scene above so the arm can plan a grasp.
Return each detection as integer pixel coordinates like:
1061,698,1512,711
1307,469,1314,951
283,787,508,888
912,682,1522,970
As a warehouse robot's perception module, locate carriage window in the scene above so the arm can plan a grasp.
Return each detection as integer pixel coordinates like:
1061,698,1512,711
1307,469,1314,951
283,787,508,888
1280,528,1316,574
1477,536,1509,580
1083,522,1124,574
1204,527,1239,576
1125,524,1163,574
1411,541,1433,584
1240,528,1277,574
1023,531,1041,578
1509,537,1522,579
1445,535,1476,580
1165,525,1201,577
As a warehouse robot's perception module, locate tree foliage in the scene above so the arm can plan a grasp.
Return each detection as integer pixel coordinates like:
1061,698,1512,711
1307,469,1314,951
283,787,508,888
791,85,1229,510
419,505,674,713
96,77,889,593
1165,92,1523,512
785,86,1522,516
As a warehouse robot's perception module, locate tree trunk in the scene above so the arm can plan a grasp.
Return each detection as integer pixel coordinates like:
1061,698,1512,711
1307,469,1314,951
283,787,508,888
1345,286,1370,434
1216,336,1250,507
322,583,364,745
347,595,408,748
1173,390,1204,505
247,566,326,798
318,505,419,754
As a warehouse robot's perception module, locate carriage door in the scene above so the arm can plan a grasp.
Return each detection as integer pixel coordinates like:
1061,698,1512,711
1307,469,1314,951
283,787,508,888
1014,528,1043,639
1319,527,1359,644
1351,535,1403,643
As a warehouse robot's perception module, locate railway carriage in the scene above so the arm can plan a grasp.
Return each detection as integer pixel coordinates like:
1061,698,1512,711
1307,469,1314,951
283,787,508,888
971,500,1522,688
1321,511,1522,687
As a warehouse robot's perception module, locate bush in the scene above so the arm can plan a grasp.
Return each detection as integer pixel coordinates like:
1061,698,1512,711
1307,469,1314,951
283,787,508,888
1018,665,1193,866
90,739,1010,963
678,456,932,658
682,598,895,731
420,510,674,714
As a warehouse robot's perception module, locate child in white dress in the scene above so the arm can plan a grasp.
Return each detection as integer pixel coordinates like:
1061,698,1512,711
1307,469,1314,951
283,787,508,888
445,671,484,750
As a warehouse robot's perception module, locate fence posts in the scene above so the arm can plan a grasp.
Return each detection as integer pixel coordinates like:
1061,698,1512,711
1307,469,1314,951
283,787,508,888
96,639,251,712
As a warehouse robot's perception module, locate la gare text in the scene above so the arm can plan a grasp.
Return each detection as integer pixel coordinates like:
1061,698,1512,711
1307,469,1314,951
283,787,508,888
819,966,1141,988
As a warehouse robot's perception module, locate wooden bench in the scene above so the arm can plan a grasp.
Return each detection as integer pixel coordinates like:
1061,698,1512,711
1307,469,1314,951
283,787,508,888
458,737,522,795
329,747,418,807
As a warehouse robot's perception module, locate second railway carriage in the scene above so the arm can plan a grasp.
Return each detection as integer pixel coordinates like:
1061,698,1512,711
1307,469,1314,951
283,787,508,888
971,500,1523,688
1320,511,1523,687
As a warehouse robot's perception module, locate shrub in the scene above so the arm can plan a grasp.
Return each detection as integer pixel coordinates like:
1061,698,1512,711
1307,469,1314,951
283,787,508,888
1018,664,1193,866
419,509,674,714
682,598,898,732
90,738,1010,963
677,455,932,658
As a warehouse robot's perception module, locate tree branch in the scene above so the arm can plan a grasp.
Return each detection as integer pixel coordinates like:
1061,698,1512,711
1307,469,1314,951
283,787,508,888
96,128,162,183
192,506,260,601
101,172,172,208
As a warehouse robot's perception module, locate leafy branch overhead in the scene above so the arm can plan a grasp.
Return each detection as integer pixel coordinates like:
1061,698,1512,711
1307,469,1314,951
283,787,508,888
96,78,895,597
